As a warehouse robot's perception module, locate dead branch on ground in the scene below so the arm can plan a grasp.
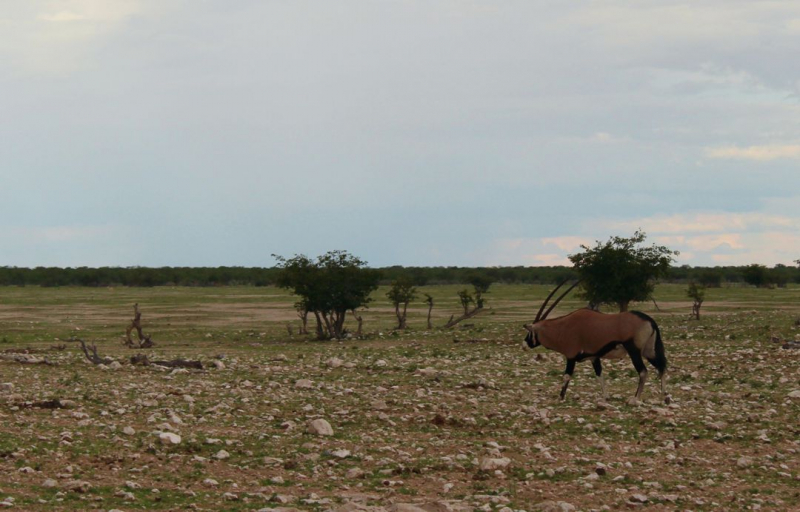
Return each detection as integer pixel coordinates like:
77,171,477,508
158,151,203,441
130,354,203,369
74,338,114,365
0,354,54,365
443,308,484,329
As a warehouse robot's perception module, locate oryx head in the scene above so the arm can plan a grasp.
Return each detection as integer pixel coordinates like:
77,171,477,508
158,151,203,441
524,279,582,349
523,323,539,348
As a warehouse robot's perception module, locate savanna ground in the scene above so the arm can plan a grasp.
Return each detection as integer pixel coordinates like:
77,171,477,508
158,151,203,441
0,284,798,511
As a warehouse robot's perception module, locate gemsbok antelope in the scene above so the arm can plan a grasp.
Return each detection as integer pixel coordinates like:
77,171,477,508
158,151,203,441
524,281,670,404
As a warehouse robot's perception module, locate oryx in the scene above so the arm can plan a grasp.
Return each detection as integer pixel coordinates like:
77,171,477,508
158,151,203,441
524,281,669,404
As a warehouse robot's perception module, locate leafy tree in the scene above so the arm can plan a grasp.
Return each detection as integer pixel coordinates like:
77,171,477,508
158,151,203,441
568,230,678,312
273,251,381,340
698,268,723,288
686,282,706,320
387,278,417,330
741,263,770,288
457,289,474,315
467,273,493,308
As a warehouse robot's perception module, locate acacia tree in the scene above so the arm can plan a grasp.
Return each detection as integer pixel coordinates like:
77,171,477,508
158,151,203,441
686,282,706,320
569,230,677,312
387,278,417,330
444,277,493,328
273,251,380,340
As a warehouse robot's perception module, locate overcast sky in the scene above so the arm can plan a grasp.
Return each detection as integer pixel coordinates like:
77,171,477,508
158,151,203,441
2,1,799,268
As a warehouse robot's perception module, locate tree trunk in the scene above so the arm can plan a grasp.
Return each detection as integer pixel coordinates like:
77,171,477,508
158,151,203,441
426,303,433,329
618,301,629,312
125,303,153,348
351,309,363,338
297,309,309,335
314,311,325,339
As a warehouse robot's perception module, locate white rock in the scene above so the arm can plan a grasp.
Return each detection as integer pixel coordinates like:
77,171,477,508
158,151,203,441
109,361,123,370
212,360,225,370
215,449,230,460
1,383,15,392
158,432,181,445
536,501,576,512
346,468,365,479
326,357,343,368
295,379,314,389
122,426,136,436
307,419,334,436
375,359,388,367
203,478,218,487
42,478,58,488
788,390,800,399
478,457,511,471
331,449,351,459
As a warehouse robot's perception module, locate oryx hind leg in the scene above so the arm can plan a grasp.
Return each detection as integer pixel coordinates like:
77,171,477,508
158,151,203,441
623,341,647,402
560,358,576,400
591,357,606,401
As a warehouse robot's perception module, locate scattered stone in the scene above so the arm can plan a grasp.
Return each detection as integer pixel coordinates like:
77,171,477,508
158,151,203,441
64,480,92,493
478,457,511,471
326,357,343,368
215,449,231,460
295,379,314,389
158,432,182,445
536,501,576,512
122,426,136,436
307,419,334,436
346,468,365,479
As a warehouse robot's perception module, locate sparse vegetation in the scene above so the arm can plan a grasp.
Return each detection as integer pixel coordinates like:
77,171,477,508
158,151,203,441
0,283,797,510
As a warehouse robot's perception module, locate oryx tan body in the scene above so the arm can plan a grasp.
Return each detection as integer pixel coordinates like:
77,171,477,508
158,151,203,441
533,309,657,361
524,281,669,404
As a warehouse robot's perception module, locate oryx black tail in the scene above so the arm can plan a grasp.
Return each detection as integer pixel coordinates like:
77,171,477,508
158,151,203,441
630,311,667,374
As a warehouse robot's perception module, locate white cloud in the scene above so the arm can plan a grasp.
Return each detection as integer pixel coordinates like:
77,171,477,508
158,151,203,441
1,0,148,75
541,236,593,252
607,212,797,235
705,144,800,161
40,11,86,22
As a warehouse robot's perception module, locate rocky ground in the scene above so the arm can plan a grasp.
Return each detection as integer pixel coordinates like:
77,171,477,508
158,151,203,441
0,288,799,511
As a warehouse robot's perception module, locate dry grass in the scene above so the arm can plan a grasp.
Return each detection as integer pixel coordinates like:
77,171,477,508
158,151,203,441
0,285,798,511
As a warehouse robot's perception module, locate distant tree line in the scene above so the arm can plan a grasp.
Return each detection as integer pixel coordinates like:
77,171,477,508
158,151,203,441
0,263,797,288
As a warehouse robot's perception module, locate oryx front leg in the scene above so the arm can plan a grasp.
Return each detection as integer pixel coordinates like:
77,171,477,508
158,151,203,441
592,358,606,401
560,359,576,400
624,341,648,403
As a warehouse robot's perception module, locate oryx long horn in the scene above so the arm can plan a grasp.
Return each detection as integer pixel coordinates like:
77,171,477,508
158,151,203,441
534,279,569,323
541,279,583,320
